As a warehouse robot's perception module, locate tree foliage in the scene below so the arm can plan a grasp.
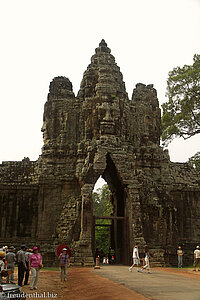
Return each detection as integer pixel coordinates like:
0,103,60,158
162,54,200,145
93,184,112,255
93,184,112,217
188,152,200,171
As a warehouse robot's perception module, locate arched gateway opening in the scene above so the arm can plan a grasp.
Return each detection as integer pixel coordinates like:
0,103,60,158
92,153,129,265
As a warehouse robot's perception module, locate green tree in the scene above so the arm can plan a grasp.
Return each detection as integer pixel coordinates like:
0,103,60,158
188,152,200,171
93,184,112,255
93,184,112,217
162,54,200,145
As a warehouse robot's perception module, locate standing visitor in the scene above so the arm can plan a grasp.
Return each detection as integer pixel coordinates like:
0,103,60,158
24,248,32,285
177,246,183,268
16,245,27,286
59,248,70,282
94,248,100,264
0,251,5,284
29,246,43,290
193,245,200,271
141,246,152,274
2,246,7,266
5,246,16,283
129,242,141,272
3,246,8,255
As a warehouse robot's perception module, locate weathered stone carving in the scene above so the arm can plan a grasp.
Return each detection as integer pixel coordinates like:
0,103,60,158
0,40,200,266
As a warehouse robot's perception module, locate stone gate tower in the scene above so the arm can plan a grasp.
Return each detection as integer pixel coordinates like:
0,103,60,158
0,40,200,266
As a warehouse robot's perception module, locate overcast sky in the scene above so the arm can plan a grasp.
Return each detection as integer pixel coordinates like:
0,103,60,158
0,0,200,167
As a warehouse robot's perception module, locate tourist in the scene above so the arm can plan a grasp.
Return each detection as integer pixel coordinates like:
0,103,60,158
0,251,5,284
29,246,43,290
2,246,7,265
193,245,200,271
177,246,183,268
24,248,32,285
16,245,27,286
141,246,152,274
94,248,100,264
129,242,141,272
3,246,8,255
5,246,16,283
59,248,70,282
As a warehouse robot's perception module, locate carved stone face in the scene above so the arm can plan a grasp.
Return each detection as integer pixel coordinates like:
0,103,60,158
41,119,48,143
48,77,74,100
99,102,115,135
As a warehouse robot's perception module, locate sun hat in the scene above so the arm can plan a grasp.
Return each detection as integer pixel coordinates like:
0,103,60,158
62,248,67,251
8,246,15,251
0,251,5,258
33,246,38,251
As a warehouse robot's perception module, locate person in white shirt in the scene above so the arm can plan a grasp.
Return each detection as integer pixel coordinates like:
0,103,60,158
129,243,142,272
193,245,200,271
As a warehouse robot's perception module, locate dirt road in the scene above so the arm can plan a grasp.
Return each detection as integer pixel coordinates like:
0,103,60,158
10,266,200,299
22,267,148,300
93,266,200,300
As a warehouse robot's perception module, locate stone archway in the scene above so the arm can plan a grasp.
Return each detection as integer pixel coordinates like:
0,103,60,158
101,153,129,264
92,157,130,264
79,152,130,265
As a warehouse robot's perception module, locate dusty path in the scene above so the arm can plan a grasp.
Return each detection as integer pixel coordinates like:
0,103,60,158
8,266,200,299
21,267,148,300
65,267,148,300
155,267,200,280
93,265,200,300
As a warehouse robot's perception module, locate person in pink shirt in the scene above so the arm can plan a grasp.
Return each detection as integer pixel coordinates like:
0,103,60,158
29,246,42,290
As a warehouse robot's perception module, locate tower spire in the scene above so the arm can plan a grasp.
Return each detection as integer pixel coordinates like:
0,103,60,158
78,40,128,100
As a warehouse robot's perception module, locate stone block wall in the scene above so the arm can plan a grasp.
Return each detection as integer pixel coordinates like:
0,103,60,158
0,40,200,266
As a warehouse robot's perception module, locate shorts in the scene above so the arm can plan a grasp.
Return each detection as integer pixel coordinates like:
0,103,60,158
144,257,150,269
133,258,140,265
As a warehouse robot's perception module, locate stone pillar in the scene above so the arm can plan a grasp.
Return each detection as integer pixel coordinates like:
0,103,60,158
128,185,146,246
79,183,94,266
